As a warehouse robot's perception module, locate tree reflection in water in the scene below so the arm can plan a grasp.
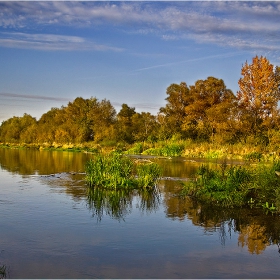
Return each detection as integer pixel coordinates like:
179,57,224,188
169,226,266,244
86,186,161,221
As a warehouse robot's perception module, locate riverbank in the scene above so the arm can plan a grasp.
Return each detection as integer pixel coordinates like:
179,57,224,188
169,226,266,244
1,140,280,162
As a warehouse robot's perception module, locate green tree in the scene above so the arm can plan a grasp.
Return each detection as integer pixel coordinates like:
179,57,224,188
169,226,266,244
131,112,158,142
116,104,136,143
160,82,190,137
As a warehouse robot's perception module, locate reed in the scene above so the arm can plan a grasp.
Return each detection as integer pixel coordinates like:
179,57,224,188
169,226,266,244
0,265,6,279
136,162,162,188
85,152,162,189
181,161,280,210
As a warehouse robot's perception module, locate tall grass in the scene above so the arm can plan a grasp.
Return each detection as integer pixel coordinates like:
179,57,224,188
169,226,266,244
85,152,162,189
0,265,6,279
181,161,280,210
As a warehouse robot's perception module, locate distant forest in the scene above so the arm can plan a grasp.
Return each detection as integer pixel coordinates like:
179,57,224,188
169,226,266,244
1,55,280,147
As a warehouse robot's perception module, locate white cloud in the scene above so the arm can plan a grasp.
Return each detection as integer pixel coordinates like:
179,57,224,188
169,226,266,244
0,2,279,54
0,32,124,51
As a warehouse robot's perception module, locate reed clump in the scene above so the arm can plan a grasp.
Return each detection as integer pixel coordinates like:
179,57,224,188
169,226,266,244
85,152,162,189
181,161,280,211
0,265,6,279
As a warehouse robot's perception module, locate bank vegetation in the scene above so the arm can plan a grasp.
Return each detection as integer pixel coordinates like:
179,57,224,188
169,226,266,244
1,55,280,161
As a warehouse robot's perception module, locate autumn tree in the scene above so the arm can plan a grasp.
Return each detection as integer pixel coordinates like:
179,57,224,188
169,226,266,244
38,107,67,143
131,112,158,142
182,77,236,141
0,114,37,143
160,82,190,137
116,104,136,143
87,98,117,143
237,56,280,139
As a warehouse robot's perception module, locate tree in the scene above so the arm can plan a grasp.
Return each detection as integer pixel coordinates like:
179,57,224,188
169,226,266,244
131,112,158,142
237,56,280,136
116,104,136,143
160,82,190,137
182,77,235,141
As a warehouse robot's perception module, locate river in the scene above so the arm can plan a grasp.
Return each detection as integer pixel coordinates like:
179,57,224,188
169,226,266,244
0,148,279,278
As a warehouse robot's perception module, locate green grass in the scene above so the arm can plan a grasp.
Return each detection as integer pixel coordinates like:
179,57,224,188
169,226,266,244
181,161,280,210
0,265,6,279
142,143,184,157
85,152,162,189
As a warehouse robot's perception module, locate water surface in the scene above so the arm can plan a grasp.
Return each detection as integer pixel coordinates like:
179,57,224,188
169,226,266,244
0,148,280,278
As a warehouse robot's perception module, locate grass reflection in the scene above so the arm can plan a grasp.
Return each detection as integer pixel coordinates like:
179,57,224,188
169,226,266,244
87,186,160,221
0,265,6,279
169,194,280,254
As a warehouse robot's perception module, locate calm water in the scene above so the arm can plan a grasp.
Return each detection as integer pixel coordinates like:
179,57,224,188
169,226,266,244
0,148,280,278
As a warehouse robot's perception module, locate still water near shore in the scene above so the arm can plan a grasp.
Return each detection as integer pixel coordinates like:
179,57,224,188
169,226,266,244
0,148,280,278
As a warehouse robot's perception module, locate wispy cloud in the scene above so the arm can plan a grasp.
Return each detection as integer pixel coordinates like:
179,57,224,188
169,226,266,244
0,32,123,51
0,2,279,54
0,92,70,102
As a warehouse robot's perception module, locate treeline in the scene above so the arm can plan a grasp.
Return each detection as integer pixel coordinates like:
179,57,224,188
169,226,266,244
1,55,280,147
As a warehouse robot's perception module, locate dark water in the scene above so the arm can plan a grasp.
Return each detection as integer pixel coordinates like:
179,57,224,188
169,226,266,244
0,148,280,278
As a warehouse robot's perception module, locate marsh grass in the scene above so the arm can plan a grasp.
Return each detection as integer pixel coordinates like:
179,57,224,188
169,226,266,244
0,265,6,279
181,161,280,210
136,161,162,188
85,152,162,189
141,143,184,157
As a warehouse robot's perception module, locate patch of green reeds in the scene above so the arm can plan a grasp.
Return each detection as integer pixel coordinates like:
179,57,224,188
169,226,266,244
85,152,162,189
181,161,280,210
142,143,184,157
0,265,6,279
136,161,162,188
125,142,145,155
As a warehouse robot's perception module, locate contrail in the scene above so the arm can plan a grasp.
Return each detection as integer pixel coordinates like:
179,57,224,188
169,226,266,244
132,52,244,72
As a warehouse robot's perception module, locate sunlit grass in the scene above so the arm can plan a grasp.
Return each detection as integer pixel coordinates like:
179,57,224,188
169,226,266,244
85,152,162,189
181,161,280,211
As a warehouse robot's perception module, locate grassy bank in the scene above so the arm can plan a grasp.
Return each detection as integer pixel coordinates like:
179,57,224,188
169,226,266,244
2,139,280,162
181,161,280,211
125,140,280,162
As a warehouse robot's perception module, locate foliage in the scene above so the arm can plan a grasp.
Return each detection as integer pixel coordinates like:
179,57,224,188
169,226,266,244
85,152,162,189
159,82,190,136
136,162,162,188
237,55,280,137
0,265,6,279
181,161,280,210
1,55,280,156
244,151,263,162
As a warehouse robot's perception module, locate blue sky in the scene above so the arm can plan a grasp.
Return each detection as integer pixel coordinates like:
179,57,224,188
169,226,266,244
1,1,280,122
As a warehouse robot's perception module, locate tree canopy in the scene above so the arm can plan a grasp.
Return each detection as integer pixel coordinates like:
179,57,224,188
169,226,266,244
0,55,279,147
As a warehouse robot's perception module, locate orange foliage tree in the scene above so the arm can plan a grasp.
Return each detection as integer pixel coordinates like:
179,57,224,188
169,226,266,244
237,56,280,138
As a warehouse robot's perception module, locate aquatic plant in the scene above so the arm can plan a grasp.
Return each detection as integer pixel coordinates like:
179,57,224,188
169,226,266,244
85,152,162,189
142,143,184,157
136,162,162,188
85,152,135,189
181,161,280,210
125,142,145,155
0,265,6,279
